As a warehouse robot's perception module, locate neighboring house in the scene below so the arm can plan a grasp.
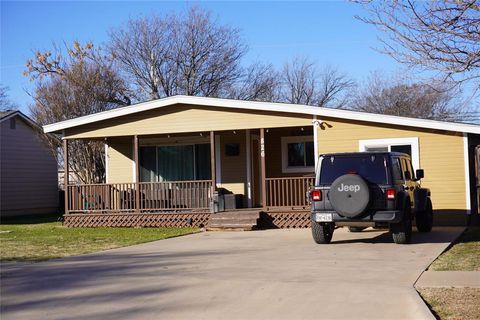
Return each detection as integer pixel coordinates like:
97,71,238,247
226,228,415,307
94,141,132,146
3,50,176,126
43,96,480,228
1,110,59,217
58,169,81,189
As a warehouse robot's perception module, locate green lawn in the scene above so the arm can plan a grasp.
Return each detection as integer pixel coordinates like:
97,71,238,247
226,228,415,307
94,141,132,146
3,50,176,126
0,215,198,262
429,227,480,271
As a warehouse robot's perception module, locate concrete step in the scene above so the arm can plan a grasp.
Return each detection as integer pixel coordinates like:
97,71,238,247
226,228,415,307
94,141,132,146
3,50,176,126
212,212,261,219
206,210,261,231
206,223,256,231
208,217,258,225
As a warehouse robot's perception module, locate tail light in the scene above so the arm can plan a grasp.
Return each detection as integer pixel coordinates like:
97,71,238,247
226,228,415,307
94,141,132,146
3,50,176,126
310,189,322,201
386,188,396,200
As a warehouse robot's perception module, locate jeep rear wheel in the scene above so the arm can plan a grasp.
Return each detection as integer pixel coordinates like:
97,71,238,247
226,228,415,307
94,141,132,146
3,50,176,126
416,198,433,233
390,205,412,244
312,222,335,244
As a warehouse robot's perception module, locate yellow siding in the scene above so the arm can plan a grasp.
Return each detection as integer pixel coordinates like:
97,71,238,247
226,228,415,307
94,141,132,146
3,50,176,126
219,131,247,196
265,127,315,178
65,104,312,139
107,137,133,183
316,118,466,211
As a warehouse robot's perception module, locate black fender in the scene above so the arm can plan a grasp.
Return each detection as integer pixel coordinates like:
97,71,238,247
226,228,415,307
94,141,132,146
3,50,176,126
414,188,430,213
396,191,411,215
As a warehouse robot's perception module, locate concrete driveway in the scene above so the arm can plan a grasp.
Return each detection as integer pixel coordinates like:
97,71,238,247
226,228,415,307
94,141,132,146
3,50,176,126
1,227,463,320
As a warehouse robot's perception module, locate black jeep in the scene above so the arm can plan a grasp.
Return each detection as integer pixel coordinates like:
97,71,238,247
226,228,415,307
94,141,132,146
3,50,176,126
309,152,433,244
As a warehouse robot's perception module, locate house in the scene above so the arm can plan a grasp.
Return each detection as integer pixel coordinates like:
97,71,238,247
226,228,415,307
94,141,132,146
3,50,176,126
1,110,59,217
43,96,480,228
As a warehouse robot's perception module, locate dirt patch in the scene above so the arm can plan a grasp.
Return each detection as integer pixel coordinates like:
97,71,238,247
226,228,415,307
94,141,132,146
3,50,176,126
418,287,480,320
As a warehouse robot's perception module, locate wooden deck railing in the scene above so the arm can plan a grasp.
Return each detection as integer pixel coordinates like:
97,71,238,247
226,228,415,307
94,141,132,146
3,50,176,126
265,176,315,209
67,180,212,213
139,181,212,211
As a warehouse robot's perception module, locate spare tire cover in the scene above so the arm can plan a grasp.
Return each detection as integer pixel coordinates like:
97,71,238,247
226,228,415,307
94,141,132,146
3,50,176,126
329,174,370,218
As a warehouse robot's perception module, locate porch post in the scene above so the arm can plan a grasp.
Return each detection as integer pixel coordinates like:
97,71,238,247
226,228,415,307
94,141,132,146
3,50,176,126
210,131,216,195
133,135,140,213
63,138,69,215
260,128,267,208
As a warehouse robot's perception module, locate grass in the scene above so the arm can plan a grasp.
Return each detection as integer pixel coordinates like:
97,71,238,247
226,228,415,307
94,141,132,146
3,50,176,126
429,227,480,271
0,214,198,262
417,227,480,319
418,288,480,320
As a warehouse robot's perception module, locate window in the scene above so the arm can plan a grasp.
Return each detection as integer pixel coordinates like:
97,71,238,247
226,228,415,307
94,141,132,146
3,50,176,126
225,143,240,156
401,158,414,180
359,137,420,171
391,158,403,181
319,154,389,185
139,144,211,182
281,136,315,173
9,118,15,129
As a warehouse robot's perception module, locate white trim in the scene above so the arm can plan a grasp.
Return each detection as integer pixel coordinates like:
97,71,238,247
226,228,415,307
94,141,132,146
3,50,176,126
132,139,136,182
281,136,315,173
245,130,252,208
215,134,222,188
43,95,480,135
105,142,109,183
463,133,472,214
359,137,420,171
313,116,320,169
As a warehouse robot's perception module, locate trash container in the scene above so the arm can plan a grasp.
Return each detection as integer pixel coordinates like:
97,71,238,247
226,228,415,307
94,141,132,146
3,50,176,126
210,191,225,213
224,194,244,210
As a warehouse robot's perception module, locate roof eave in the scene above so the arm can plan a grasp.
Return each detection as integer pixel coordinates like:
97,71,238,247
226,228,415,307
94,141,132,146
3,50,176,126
42,95,480,135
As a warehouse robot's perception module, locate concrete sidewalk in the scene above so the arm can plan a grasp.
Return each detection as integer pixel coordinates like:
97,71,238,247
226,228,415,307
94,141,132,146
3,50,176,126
1,227,464,320
416,271,480,288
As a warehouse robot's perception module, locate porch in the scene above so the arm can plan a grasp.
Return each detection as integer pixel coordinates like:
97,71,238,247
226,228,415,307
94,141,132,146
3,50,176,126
63,127,316,228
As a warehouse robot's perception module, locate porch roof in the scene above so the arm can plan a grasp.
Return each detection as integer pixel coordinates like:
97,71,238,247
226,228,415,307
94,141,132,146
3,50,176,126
43,95,480,135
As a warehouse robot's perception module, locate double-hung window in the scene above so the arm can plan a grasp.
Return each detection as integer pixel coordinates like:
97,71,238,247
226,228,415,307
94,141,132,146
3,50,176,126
281,136,315,173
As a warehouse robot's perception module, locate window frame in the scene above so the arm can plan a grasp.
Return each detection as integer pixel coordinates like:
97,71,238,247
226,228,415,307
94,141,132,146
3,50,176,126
358,137,420,171
139,142,211,182
281,136,315,173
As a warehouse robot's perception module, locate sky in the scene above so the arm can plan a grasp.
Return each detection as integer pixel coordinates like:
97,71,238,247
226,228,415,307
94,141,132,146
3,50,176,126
1,0,405,114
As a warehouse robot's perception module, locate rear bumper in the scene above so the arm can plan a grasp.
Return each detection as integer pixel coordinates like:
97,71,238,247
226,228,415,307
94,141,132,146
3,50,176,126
311,210,403,224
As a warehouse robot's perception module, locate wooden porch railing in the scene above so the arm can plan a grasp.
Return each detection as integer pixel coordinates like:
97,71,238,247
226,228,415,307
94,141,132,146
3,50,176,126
67,180,212,213
139,181,212,211
265,176,315,209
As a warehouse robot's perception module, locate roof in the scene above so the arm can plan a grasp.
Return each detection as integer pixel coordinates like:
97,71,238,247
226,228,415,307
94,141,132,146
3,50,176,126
0,110,42,130
42,95,480,135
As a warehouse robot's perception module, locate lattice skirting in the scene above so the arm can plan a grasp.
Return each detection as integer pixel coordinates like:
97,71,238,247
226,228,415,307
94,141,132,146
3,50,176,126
63,211,311,229
259,211,310,229
64,212,211,228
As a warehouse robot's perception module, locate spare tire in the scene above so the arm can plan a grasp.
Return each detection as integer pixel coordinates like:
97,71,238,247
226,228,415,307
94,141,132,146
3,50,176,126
329,174,370,218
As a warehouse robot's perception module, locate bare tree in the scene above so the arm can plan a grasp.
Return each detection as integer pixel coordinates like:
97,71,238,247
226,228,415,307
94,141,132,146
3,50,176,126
281,57,354,107
350,72,467,121
317,65,355,108
281,57,317,105
228,62,280,102
0,86,18,112
109,7,247,100
355,1,480,90
25,41,130,183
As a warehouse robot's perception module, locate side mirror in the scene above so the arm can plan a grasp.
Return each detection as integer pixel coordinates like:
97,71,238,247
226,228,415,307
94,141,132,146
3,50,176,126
404,171,411,180
416,169,424,180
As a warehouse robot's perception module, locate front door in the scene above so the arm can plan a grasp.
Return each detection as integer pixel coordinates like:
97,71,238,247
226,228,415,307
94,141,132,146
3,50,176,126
251,136,262,207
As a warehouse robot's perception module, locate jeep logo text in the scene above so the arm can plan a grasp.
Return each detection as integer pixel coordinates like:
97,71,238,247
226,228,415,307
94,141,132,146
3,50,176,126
338,184,360,192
